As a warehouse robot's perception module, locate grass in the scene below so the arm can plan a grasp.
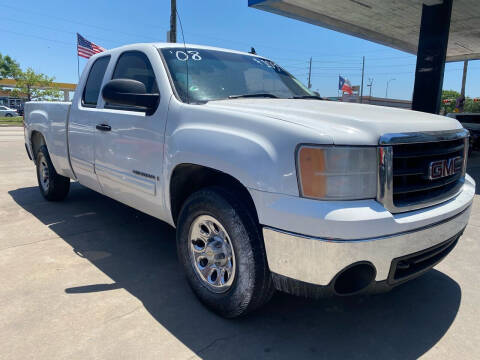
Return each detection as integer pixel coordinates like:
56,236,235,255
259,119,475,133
0,116,23,126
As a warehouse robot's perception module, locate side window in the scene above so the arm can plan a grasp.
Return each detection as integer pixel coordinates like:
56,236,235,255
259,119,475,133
112,51,159,94
82,56,110,106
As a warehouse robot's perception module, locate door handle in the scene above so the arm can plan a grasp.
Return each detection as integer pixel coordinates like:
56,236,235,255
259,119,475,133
96,123,111,131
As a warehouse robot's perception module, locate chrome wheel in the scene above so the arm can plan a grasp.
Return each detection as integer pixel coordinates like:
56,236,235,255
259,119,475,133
38,155,50,192
189,215,236,293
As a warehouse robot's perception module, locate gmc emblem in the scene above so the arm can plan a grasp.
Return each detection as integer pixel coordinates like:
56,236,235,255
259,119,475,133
428,156,463,180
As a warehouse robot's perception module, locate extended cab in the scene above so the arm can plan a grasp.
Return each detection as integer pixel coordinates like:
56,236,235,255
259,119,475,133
24,43,475,317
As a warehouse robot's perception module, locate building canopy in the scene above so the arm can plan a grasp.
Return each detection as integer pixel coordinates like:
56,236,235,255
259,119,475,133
249,0,480,62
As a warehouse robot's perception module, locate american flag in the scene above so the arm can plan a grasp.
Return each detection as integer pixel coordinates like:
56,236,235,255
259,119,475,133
77,33,105,59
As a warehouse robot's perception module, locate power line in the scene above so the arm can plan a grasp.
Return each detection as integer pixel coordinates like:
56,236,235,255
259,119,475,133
0,28,72,46
0,3,164,42
1,18,127,47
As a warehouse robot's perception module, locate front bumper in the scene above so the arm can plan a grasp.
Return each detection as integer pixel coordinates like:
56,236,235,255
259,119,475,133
263,206,470,287
254,175,475,291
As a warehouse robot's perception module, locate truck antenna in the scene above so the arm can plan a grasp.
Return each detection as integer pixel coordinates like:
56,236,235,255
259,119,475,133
176,8,189,104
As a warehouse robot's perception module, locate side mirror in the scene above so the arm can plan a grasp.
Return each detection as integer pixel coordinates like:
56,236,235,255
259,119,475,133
102,79,159,115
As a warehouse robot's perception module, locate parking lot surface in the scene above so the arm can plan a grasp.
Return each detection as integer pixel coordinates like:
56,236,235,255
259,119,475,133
1,127,479,360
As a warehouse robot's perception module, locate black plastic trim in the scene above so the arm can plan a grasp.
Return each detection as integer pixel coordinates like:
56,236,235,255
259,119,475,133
106,50,160,116
25,143,32,160
387,231,462,285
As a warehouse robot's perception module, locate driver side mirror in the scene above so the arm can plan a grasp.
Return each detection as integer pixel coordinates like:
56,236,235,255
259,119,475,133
102,79,160,115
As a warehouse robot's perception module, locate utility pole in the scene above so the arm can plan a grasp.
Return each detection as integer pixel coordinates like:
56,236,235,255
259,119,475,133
307,57,312,89
461,60,468,98
367,78,374,102
360,56,365,103
169,0,177,43
386,78,396,98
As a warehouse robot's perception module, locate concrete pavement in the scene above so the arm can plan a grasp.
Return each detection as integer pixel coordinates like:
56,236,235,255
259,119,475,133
1,127,479,359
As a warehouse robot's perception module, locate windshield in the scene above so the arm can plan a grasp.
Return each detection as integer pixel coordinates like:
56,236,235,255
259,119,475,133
160,47,315,103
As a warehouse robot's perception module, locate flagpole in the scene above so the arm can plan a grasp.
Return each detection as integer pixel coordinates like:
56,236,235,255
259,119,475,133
76,35,80,81
338,73,340,99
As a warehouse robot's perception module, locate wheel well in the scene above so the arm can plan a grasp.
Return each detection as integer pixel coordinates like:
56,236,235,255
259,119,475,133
170,164,259,226
30,131,46,159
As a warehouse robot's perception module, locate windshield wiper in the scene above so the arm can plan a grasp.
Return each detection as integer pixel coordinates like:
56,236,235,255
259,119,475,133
291,95,323,100
228,93,278,99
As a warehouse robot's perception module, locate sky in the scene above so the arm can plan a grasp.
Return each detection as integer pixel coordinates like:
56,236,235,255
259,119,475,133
1,0,479,100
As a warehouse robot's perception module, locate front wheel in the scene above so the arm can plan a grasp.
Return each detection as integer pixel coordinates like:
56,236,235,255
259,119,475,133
36,145,70,201
176,187,273,318
5,113,13,117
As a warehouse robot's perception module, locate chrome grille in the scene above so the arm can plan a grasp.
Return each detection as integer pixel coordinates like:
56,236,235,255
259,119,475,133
378,129,469,213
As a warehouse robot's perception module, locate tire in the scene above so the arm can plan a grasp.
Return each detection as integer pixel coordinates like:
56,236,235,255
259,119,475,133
176,186,274,318
35,145,70,201
5,113,13,117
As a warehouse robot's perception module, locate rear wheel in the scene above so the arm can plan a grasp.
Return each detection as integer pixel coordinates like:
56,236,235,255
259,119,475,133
176,187,274,318
35,145,70,201
5,113,13,117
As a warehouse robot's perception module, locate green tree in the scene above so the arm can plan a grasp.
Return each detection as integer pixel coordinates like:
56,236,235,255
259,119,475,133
464,98,480,113
441,90,480,114
0,53,21,79
11,68,62,101
441,89,460,114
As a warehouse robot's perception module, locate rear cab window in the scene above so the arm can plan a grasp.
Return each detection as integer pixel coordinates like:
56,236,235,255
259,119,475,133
82,56,110,107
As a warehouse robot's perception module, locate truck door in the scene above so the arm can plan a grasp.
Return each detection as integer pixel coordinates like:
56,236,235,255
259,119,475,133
93,50,167,218
68,55,111,193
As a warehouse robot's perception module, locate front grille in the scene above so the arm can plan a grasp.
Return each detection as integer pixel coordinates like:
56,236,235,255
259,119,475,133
388,234,460,285
391,138,465,208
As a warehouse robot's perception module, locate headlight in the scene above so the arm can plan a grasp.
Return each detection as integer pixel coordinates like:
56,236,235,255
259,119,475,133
296,145,377,200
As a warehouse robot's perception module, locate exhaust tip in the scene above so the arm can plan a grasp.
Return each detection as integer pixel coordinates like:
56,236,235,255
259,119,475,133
333,262,376,296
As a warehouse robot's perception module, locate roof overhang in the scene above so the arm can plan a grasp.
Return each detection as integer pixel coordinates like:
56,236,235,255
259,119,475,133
249,0,480,62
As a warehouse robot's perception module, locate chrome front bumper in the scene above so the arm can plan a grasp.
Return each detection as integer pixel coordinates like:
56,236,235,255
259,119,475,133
263,205,472,286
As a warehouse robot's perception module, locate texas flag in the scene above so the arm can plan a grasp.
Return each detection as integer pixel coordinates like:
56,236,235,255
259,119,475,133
339,76,353,94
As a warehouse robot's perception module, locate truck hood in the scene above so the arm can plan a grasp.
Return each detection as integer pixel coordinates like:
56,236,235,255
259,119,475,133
204,99,463,145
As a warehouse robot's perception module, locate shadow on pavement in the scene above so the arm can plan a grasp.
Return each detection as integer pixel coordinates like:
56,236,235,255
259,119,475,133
9,184,461,359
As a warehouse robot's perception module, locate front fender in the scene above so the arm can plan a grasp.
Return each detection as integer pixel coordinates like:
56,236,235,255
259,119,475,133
163,100,334,225
166,123,287,194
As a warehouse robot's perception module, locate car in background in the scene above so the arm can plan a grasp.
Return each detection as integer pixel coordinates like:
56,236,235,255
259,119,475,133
15,104,24,117
447,113,480,155
0,106,19,117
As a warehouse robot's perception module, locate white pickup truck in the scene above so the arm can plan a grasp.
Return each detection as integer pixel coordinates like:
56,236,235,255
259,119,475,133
24,43,475,317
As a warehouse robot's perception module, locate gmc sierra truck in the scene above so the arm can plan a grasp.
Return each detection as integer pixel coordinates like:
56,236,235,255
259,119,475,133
24,43,475,318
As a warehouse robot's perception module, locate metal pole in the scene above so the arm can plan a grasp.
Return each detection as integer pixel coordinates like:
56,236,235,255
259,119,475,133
411,0,452,114
338,73,340,99
386,78,395,98
461,60,468,98
360,56,365,103
76,36,80,81
307,57,312,89
170,0,177,43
